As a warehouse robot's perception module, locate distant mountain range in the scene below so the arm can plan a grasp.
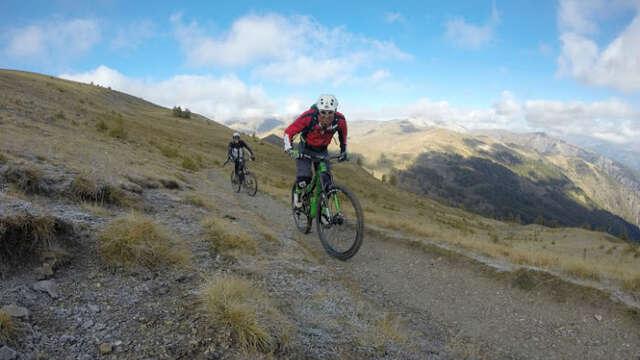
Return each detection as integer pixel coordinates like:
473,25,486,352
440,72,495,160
341,119,640,241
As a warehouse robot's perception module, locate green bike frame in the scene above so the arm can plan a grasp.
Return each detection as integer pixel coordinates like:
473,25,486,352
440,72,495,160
307,161,341,218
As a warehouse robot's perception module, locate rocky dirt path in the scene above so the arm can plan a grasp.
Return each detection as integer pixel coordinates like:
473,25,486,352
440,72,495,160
216,167,640,360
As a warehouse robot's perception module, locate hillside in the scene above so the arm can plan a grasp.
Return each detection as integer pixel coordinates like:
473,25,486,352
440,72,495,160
472,130,640,226
2,70,640,359
345,120,640,241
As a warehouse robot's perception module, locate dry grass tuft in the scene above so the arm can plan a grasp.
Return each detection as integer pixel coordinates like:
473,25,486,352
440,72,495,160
201,217,257,255
370,312,408,350
561,259,601,281
0,151,8,164
97,213,191,268
181,156,199,171
184,194,215,210
0,311,18,344
0,214,71,268
4,164,46,194
68,176,131,206
622,276,640,293
200,274,288,352
445,333,484,360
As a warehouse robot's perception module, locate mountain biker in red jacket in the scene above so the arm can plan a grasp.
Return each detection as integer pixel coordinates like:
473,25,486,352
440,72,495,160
283,94,348,208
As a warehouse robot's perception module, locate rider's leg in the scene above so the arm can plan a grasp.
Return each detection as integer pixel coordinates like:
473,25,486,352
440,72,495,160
295,149,312,208
235,159,245,182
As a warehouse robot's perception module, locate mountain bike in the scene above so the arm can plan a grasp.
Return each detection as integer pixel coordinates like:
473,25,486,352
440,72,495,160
291,152,364,260
224,157,258,196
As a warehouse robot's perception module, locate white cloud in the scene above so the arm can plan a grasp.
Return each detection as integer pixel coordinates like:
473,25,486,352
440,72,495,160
444,4,499,49
350,91,639,145
557,0,640,92
558,0,603,34
59,65,277,123
3,18,100,60
369,69,391,82
384,12,405,24
111,20,156,50
524,98,639,143
171,13,412,85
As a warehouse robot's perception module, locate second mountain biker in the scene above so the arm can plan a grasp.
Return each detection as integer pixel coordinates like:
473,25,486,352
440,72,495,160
228,132,255,183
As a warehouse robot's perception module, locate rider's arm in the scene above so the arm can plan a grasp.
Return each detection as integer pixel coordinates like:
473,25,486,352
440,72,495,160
227,142,233,158
240,140,254,157
336,115,348,154
284,111,313,150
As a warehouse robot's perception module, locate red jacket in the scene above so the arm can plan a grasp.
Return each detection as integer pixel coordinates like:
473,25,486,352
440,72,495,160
284,108,347,152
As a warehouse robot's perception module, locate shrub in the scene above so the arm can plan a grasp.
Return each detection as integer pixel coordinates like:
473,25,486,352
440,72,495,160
108,114,127,140
370,312,408,351
200,274,280,352
97,213,190,268
160,145,179,158
4,165,46,194
68,176,131,206
96,119,107,132
0,215,72,269
182,156,199,171
0,311,18,344
172,106,192,119
0,151,7,164
201,217,256,255
184,194,215,210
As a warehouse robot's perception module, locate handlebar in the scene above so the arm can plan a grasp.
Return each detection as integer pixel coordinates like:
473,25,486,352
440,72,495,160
297,152,342,162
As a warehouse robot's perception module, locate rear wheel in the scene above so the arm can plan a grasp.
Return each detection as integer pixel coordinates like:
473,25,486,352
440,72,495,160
291,183,312,234
230,170,241,193
244,173,258,196
316,184,364,260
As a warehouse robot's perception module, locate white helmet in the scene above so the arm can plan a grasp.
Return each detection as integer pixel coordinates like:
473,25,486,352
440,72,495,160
232,132,240,139
316,94,338,112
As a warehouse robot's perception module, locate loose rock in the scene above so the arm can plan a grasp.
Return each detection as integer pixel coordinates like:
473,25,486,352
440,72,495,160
0,346,18,360
32,280,59,299
0,304,30,318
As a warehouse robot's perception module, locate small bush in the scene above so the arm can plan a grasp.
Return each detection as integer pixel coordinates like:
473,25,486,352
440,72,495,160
622,276,640,293
96,119,108,132
184,194,215,210
370,312,408,351
201,217,256,255
159,145,179,158
200,274,277,352
54,111,66,120
4,165,46,194
68,176,131,206
172,106,191,119
0,311,18,344
182,157,199,171
0,214,72,270
97,213,190,268
108,115,127,140
0,151,7,164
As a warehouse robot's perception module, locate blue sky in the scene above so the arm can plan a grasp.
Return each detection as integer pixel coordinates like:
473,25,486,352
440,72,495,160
1,0,639,149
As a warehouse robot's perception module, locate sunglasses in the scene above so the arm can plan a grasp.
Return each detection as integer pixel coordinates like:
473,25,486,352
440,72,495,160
319,110,334,116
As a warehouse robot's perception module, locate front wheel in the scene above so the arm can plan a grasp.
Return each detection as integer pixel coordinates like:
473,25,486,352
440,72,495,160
230,170,241,193
316,184,364,260
244,173,258,196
